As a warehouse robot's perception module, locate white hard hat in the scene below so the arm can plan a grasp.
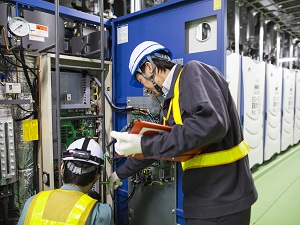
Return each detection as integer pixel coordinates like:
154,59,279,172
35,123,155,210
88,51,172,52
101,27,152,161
128,41,172,88
63,138,104,166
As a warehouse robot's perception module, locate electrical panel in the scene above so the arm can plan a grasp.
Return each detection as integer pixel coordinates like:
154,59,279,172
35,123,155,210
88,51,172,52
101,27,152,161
125,97,176,225
51,72,91,109
39,53,112,190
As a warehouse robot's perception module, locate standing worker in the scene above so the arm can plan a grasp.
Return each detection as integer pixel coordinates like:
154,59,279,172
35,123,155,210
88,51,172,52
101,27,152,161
18,138,115,225
109,41,258,225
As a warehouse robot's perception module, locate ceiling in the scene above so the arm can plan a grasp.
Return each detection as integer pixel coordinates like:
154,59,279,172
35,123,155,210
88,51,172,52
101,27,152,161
242,0,300,43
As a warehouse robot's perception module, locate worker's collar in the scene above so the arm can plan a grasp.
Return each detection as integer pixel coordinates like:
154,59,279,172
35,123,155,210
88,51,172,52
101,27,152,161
61,184,83,192
162,65,177,97
163,64,183,99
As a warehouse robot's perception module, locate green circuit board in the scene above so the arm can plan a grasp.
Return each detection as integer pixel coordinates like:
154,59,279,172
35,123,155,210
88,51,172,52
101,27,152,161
60,109,96,150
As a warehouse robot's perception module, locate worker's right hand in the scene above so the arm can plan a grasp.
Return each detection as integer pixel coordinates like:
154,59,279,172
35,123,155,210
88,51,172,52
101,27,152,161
108,171,123,193
110,131,142,156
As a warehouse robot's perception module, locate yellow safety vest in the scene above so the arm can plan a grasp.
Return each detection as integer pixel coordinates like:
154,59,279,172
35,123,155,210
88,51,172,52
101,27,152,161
25,189,97,225
163,69,250,171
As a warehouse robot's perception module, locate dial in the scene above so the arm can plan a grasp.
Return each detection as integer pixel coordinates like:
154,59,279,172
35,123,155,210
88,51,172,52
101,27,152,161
7,17,30,37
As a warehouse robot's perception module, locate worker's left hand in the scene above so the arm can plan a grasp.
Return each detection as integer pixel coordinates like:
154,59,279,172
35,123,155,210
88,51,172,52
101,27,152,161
108,171,123,193
110,131,142,156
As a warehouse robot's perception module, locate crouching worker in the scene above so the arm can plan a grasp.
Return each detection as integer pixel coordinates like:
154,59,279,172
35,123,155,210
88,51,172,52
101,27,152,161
17,138,115,225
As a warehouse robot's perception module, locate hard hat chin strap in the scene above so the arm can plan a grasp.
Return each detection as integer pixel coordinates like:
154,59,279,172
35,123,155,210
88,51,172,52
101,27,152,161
137,56,163,94
150,76,163,94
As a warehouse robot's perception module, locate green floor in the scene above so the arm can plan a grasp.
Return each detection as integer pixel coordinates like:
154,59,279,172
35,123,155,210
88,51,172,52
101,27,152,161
250,145,300,225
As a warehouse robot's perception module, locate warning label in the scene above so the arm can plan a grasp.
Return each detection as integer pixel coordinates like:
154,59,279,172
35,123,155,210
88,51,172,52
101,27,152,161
23,119,39,142
29,23,49,42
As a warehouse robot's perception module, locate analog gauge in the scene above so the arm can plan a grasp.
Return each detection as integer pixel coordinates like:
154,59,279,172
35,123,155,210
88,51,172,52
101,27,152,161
7,17,30,37
195,22,212,42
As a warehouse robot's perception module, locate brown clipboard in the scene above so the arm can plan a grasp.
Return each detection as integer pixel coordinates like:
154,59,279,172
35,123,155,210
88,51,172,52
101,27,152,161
116,120,205,162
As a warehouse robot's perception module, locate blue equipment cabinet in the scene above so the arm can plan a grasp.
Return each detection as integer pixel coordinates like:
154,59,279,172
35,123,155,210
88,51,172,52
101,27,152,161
111,0,227,224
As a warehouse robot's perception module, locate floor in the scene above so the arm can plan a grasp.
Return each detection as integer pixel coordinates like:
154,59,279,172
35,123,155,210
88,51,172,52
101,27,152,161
250,144,300,225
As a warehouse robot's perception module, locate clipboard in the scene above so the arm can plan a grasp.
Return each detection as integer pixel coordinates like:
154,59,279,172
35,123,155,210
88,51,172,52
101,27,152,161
129,120,172,135
117,120,205,162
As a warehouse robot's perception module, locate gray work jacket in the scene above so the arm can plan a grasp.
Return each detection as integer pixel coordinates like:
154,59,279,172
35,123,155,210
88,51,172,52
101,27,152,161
117,61,258,219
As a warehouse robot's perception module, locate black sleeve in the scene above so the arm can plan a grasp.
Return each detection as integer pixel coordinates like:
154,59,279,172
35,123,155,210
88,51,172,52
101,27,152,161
141,61,231,159
116,158,156,180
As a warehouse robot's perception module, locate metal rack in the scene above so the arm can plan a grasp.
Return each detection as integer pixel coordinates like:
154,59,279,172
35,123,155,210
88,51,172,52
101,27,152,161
2,0,111,201
53,0,107,188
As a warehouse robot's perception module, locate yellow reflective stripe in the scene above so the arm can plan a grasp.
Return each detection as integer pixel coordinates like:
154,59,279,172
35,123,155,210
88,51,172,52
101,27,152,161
181,140,250,171
163,100,173,126
172,69,183,125
66,194,97,224
29,191,51,225
163,69,183,126
168,67,249,168
78,197,97,223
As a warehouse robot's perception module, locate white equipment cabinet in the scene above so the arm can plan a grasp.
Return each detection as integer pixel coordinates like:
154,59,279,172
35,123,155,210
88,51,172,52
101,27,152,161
226,51,241,114
293,69,300,145
264,64,282,161
281,68,295,152
241,56,265,168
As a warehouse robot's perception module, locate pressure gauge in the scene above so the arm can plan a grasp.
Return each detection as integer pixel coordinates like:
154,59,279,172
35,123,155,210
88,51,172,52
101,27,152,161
7,17,30,37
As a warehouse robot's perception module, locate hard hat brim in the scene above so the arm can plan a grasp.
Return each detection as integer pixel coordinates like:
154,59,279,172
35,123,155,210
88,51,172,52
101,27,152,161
129,75,144,88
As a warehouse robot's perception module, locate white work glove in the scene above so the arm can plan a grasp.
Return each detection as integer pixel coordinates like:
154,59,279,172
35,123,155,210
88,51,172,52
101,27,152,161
110,131,142,156
108,171,123,192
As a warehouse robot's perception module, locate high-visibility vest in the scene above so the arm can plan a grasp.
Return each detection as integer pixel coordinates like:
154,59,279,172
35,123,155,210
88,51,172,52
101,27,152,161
25,189,97,225
164,69,250,171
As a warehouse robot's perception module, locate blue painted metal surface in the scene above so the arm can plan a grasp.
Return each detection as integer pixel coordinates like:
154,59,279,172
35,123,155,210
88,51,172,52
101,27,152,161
3,0,111,26
112,0,226,225
111,0,227,224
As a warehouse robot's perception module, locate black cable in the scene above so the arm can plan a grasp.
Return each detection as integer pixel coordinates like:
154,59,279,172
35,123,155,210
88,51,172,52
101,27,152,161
0,49,22,68
16,104,37,113
0,47,39,71
105,122,132,163
90,74,136,112
0,56,14,80
112,184,136,204
105,138,126,165
14,111,35,122
32,77,39,111
12,47,38,78
14,51,34,92
17,41,39,114
107,156,126,165
33,140,39,193
13,72,38,122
